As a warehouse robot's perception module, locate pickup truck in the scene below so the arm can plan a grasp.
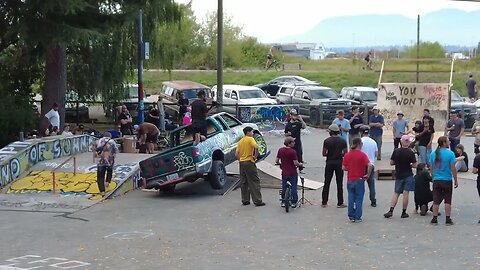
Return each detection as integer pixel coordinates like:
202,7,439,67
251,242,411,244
139,113,268,192
276,84,353,124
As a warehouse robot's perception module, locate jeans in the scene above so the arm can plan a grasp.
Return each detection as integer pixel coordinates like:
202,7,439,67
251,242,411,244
282,175,298,204
371,135,382,160
97,165,113,193
294,142,303,171
347,179,365,220
322,163,344,205
455,160,468,172
393,138,401,149
418,146,432,165
477,180,480,197
449,138,460,152
367,165,376,204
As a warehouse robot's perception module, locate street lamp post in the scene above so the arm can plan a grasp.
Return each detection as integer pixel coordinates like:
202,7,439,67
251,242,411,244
216,0,224,106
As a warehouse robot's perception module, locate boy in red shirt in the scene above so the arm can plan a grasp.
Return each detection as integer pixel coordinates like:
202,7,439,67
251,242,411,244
276,137,303,207
342,138,372,222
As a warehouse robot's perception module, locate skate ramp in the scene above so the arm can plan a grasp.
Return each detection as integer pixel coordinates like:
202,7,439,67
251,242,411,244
256,161,323,190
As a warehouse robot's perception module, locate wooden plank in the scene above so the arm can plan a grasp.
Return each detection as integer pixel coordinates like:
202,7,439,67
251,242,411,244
256,161,323,190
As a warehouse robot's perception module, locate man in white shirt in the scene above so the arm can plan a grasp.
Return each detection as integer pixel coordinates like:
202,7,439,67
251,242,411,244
45,103,60,129
360,125,378,207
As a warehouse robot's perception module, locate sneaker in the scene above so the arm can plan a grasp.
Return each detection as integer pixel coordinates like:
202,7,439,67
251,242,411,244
430,216,438,224
371,202,377,207
401,212,409,218
337,204,347,208
446,218,454,226
355,218,363,223
105,182,110,188
242,201,250,206
281,202,285,208
349,218,355,222
420,205,427,216
384,211,393,218
321,204,327,208
292,201,298,208
254,202,266,207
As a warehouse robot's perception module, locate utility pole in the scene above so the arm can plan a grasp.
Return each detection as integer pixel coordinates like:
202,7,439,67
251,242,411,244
416,15,420,83
137,8,145,124
216,0,224,106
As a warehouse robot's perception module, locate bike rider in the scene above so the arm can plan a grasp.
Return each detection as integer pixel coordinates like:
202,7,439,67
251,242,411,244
276,136,303,208
364,50,374,70
265,47,274,69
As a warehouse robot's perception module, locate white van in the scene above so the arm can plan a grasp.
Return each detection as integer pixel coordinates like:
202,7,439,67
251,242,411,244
212,85,277,114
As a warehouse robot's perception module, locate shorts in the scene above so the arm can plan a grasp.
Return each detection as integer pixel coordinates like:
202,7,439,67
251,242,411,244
433,181,453,205
192,120,208,136
394,175,415,194
146,133,159,144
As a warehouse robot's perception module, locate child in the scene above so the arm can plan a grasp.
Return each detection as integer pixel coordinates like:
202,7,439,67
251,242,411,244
454,144,469,172
414,163,433,216
182,106,192,126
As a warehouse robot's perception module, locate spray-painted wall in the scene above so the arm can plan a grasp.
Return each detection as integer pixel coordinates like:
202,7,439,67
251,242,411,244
0,135,96,188
237,105,299,133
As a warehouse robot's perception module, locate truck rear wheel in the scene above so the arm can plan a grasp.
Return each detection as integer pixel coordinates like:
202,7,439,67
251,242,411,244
253,133,268,160
208,160,226,189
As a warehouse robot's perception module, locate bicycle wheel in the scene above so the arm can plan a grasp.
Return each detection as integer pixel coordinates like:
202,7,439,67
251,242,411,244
284,185,291,213
274,62,282,71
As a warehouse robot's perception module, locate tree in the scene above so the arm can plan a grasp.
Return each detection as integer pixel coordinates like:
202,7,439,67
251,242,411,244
402,41,446,58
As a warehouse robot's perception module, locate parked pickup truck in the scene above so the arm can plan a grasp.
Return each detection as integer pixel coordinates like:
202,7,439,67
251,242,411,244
276,84,353,124
139,113,268,192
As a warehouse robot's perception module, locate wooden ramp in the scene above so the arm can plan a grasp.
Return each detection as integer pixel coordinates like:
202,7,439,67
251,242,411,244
374,160,396,180
256,161,324,190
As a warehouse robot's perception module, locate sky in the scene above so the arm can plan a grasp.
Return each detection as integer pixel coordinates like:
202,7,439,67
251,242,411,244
174,0,480,43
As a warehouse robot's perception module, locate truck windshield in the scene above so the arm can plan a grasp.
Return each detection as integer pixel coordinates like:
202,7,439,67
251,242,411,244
310,90,338,99
239,90,268,99
362,91,378,101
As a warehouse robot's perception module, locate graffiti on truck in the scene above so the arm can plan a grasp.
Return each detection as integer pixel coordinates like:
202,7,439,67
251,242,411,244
238,105,299,133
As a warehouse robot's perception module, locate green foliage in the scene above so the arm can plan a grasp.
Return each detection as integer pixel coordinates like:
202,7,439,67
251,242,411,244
402,41,446,59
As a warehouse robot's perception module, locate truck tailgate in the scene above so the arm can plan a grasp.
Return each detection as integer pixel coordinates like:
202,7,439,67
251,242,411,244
139,147,196,181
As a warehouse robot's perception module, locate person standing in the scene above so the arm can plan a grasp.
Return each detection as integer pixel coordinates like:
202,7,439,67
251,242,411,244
177,92,189,123
236,126,265,207
392,112,408,149
418,117,434,165
445,111,465,152
384,135,417,219
135,122,160,154
348,106,364,147
471,152,480,223
285,109,306,173
157,96,166,133
191,90,216,145
342,138,372,222
276,137,303,208
118,105,133,136
369,107,384,160
472,117,480,155
332,110,351,143
429,136,458,225
360,125,378,207
422,109,435,130
466,74,477,102
44,102,60,131
321,124,348,208
94,132,117,196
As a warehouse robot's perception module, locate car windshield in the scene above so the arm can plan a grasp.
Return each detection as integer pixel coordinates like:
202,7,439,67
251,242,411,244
183,89,212,99
310,89,338,99
451,91,463,102
362,91,378,101
128,87,138,98
239,90,268,99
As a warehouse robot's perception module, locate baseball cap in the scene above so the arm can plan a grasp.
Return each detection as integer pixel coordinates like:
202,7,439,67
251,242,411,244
401,134,411,142
372,106,379,111
397,111,404,116
328,124,340,132
290,109,298,115
284,136,296,146
360,125,370,134
133,124,139,130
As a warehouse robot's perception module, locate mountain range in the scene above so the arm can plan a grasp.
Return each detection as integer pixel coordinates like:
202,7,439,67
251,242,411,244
279,9,480,48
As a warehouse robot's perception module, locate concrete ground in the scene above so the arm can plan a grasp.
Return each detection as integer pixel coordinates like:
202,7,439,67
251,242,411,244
0,128,479,270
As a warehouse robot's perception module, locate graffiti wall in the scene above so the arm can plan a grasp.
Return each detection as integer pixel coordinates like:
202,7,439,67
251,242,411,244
0,135,96,188
237,105,299,133
377,83,449,131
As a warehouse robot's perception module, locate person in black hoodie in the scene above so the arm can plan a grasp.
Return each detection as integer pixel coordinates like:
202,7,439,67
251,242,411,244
414,163,433,216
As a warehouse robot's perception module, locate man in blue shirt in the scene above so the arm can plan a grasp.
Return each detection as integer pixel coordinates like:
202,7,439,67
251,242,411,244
369,107,384,160
392,112,408,149
332,110,351,144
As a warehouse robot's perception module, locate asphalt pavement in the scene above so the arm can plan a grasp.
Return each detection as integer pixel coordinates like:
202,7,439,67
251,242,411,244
0,128,479,270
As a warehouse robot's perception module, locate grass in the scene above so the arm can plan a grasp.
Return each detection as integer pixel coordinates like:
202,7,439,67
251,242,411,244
143,58,480,96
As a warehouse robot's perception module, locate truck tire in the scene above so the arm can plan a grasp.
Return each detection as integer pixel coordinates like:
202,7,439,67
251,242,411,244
208,160,226,189
253,133,268,160
310,109,320,125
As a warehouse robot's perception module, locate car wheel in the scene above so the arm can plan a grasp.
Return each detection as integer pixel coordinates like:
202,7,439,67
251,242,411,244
253,133,268,160
208,160,226,190
310,109,320,125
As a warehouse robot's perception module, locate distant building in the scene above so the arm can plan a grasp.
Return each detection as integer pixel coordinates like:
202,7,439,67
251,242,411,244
276,42,334,60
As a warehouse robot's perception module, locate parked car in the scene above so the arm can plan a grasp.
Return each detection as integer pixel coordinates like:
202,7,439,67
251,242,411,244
451,90,477,128
159,80,213,119
473,99,480,115
276,84,352,125
139,112,268,192
212,85,277,114
254,76,319,97
118,84,156,122
34,92,90,123
340,86,378,108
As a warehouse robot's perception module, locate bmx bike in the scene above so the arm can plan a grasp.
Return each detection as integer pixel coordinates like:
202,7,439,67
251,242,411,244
265,59,282,71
